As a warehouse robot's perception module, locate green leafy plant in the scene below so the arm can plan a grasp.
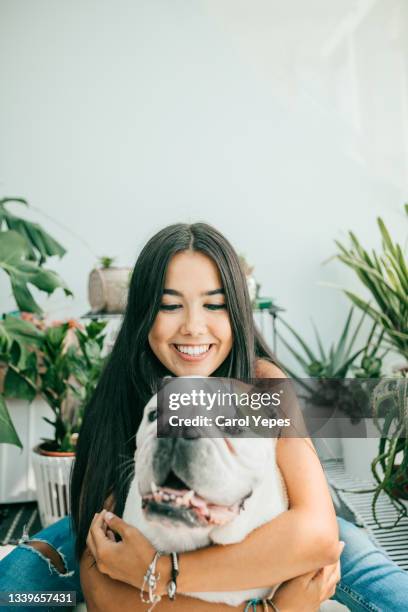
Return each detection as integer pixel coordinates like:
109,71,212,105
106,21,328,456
276,309,386,422
351,323,387,378
334,205,408,362
0,198,72,313
277,307,367,379
0,317,107,451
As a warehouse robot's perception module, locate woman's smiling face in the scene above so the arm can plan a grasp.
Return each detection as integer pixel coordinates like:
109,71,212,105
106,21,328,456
148,250,233,376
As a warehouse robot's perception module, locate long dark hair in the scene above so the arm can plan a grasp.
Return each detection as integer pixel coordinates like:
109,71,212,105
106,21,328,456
70,222,279,559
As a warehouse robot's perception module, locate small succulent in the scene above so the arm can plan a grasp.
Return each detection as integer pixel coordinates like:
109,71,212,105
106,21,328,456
98,256,116,269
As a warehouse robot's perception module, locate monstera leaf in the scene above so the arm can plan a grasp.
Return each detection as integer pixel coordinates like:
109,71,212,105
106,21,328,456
0,198,66,264
0,231,72,313
0,314,44,369
0,395,22,448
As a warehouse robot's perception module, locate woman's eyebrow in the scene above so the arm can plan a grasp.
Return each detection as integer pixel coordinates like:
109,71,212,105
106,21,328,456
163,288,225,296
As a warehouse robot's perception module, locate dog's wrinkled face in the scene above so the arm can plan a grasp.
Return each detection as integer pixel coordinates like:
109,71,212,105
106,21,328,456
133,393,274,529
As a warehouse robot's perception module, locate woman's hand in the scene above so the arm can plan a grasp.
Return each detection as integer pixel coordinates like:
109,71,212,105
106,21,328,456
86,509,160,590
272,541,345,612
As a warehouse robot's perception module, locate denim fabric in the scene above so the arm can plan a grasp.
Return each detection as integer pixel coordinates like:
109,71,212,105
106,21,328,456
0,516,408,611
334,517,408,611
0,516,82,611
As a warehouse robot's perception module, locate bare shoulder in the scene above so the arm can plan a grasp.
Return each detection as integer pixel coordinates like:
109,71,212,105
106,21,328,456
255,358,287,379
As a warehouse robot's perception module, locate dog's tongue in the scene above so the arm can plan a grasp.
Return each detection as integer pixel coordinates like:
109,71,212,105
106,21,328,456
151,486,240,526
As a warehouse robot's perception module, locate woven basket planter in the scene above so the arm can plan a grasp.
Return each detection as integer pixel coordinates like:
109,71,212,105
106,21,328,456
32,446,75,527
88,267,131,314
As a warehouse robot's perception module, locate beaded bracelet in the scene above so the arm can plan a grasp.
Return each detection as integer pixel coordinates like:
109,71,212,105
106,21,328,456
167,552,179,600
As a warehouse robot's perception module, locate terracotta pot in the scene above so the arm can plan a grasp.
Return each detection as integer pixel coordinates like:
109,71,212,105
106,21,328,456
37,448,75,458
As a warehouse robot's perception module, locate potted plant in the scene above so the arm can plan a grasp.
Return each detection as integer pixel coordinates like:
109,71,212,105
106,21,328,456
0,197,75,503
88,255,132,314
370,375,408,527
332,205,407,484
0,195,72,444
276,308,380,460
334,204,407,366
1,316,107,525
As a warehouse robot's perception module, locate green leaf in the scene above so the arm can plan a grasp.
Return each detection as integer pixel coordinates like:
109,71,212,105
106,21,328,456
0,395,22,447
0,199,66,263
0,230,72,313
311,320,326,362
2,315,43,346
4,367,36,401
276,330,314,374
278,318,317,363
0,315,43,369
46,324,69,348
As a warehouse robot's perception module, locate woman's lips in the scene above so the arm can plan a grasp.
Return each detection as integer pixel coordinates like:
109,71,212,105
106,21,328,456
171,344,215,362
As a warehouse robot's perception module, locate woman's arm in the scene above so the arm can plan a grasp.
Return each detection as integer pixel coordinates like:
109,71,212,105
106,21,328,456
170,436,339,593
81,542,342,612
80,548,247,612
86,435,339,594
85,360,339,594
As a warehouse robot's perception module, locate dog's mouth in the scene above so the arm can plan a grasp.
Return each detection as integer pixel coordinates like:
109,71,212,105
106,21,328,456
141,471,243,527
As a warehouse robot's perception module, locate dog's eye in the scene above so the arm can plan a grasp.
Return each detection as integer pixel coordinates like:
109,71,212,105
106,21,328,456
148,409,158,422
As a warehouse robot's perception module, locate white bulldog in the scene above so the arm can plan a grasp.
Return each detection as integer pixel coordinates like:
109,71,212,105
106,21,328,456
122,391,289,607
76,385,345,612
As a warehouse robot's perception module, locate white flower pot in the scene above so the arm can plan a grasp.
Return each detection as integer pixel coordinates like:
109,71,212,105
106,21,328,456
0,398,54,503
306,405,343,460
32,447,75,527
341,437,379,481
340,418,383,481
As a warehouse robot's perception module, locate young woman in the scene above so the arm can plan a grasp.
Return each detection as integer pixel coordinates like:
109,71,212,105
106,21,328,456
1,223,407,612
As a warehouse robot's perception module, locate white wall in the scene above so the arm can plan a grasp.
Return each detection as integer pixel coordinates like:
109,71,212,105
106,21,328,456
0,0,407,370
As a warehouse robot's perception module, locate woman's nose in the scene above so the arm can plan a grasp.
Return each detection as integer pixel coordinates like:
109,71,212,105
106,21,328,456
179,306,207,336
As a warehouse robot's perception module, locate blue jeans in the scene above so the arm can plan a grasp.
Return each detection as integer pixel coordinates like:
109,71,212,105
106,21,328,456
0,516,407,611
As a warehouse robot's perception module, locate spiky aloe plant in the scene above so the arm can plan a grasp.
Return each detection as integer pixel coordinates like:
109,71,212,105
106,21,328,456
276,309,386,421
370,376,408,528
277,307,367,380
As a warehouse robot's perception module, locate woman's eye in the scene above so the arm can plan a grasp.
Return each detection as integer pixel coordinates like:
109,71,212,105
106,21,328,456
159,304,226,311
159,304,181,311
205,304,226,310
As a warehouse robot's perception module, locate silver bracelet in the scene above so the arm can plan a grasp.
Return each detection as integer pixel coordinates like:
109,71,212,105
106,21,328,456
266,599,280,612
141,551,163,611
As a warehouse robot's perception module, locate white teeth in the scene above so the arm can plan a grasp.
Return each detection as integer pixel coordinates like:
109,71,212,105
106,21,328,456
175,344,210,355
182,490,195,504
